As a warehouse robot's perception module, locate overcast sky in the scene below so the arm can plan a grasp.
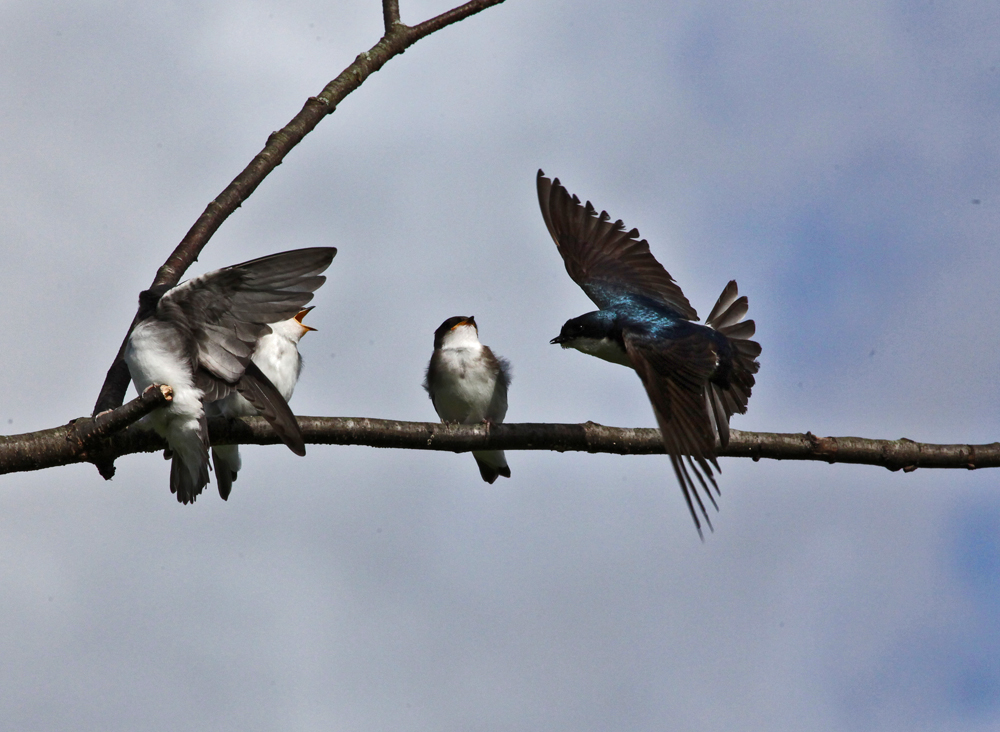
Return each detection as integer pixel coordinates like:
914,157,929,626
2,0,999,730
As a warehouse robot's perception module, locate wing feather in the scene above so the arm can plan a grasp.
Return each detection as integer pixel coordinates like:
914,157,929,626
624,332,722,537
537,171,698,319
234,360,306,457
158,247,335,384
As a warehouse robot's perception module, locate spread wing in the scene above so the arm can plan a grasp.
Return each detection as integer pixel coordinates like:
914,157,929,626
537,170,698,320
623,330,723,537
157,247,336,385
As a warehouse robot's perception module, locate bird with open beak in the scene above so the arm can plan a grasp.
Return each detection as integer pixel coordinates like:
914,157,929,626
206,307,317,500
124,247,336,503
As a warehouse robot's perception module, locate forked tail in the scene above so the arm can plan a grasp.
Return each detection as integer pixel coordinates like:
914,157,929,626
705,280,761,448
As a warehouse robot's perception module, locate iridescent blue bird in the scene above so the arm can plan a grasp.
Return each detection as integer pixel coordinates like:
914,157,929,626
537,171,761,536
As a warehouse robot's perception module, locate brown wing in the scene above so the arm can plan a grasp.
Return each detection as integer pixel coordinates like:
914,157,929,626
623,331,723,537
537,170,698,320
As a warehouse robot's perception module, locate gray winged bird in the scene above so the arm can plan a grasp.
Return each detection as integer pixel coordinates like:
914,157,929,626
207,307,317,500
538,171,760,536
124,248,336,503
424,316,511,483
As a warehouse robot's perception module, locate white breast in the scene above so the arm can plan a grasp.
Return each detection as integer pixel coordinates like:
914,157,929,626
569,336,633,368
208,326,303,420
124,320,205,438
124,321,195,393
431,347,506,424
250,330,302,401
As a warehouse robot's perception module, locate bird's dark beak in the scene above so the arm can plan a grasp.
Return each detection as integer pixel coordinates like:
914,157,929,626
550,335,566,345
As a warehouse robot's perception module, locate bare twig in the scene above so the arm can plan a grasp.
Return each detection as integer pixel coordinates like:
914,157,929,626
93,0,507,417
383,0,401,32
3,415,997,477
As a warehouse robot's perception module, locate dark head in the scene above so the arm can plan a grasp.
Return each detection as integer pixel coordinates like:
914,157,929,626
549,311,616,347
550,311,630,366
433,316,477,350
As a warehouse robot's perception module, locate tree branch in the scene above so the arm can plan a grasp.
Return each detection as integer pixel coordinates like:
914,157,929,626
0,385,170,476
3,414,997,477
92,0,507,417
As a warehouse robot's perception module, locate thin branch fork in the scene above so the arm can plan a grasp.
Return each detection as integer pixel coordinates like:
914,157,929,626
2,413,997,477
92,0,507,417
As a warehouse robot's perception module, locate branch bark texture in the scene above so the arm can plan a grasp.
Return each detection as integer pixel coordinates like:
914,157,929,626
92,0,507,416
3,415,997,477
0,386,170,476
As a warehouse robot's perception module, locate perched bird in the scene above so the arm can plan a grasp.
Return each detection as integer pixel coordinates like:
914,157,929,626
424,316,512,484
124,247,336,504
207,307,316,500
537,170,760,536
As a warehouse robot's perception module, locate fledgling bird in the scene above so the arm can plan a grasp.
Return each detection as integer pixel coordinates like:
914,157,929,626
124,247,336,504
537,170,760,536
424,316,512,484
207,307,316,500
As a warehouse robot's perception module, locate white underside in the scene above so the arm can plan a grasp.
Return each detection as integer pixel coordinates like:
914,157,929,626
124,321,207,486
208,323,305,477
431,328,508,476
211,327,302,418
431,347,507,424
566,336,633,368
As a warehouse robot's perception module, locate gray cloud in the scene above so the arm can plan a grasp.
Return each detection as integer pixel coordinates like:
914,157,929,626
1,0,998,729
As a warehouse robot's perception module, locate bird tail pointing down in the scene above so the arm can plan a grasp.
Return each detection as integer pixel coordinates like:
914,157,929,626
473,450,510,484
167,411,212,504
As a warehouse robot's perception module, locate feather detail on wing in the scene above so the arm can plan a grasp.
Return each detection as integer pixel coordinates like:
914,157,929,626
234,360,306,457
623,332,723,538
537,170,698,320
158,247,336,385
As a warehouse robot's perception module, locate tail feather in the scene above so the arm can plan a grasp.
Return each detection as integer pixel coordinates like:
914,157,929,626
705,280,739,326
168,415,211,504
706,280,761,447
719,319,756,341
473,450,510,484
170,455,209,504
212,445,241,500
170,430,208,504
731,337,762,360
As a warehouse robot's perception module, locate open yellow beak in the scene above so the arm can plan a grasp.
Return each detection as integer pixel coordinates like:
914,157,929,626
294,306,317,332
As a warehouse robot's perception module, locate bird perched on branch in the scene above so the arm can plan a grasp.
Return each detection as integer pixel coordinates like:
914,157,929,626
424,316,511,483
537,170,760,536
124,247,336,503
206,307,316,501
